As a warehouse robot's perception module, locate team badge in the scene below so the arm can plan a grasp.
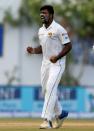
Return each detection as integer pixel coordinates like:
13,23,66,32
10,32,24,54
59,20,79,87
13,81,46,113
48,32,52,37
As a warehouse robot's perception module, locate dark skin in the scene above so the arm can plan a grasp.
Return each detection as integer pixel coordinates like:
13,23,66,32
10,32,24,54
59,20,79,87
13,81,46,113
27,45,42,54
27,9,72,63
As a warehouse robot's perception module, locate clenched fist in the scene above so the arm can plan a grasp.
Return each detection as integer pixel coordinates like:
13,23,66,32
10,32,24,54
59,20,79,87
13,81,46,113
50,56,58,63
27,47,33,54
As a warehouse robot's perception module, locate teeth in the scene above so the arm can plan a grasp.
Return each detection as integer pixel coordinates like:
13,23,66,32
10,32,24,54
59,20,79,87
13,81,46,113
41,17,45,20
41,16,44,18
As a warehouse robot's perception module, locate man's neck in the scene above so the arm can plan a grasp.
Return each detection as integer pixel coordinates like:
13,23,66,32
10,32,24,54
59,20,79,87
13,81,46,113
45,19,53,28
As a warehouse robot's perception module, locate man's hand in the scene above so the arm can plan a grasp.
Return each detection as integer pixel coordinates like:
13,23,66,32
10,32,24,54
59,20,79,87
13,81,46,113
27,47,34,54
50,56,58,63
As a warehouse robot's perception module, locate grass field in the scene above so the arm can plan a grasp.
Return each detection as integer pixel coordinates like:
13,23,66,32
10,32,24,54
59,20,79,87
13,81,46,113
0,118,94,131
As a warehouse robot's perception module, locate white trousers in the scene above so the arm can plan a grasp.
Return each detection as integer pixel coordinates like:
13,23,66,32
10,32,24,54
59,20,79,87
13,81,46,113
41,61,65,121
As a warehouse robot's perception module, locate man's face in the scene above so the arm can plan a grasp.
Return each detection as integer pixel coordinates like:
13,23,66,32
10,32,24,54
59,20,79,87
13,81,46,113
40,9,51,24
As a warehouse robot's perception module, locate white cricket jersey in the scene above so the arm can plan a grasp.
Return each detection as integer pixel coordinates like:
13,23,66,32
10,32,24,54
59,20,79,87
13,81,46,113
38,20,70,65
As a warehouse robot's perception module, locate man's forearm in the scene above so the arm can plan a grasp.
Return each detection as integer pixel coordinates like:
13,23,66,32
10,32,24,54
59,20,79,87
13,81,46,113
57,42,72,60
33,46,42,54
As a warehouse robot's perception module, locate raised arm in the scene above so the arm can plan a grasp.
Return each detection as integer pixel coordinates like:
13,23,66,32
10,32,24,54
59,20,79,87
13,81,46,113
27,45,42,54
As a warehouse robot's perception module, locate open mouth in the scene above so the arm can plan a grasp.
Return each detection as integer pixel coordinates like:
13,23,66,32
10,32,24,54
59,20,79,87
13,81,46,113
40,16,45,21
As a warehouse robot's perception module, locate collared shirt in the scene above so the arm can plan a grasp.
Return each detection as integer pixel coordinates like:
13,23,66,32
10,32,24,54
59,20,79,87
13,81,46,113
38,20,70,65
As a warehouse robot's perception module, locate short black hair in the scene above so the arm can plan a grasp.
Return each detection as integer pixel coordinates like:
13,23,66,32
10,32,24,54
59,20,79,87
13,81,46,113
40,5,54,15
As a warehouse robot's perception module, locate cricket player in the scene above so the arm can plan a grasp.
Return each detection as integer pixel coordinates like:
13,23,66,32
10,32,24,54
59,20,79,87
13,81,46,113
27,5,72,129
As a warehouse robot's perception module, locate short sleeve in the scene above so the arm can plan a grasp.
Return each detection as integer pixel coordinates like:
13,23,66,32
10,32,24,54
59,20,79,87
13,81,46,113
58,27,70,45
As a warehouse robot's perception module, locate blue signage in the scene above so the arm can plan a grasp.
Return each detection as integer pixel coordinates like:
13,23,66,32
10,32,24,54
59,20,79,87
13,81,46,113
0,86,93,114
0,25,3,56
0,86,33,112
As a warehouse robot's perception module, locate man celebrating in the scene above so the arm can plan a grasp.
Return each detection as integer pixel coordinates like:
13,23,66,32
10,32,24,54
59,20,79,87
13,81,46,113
27,5,72,129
